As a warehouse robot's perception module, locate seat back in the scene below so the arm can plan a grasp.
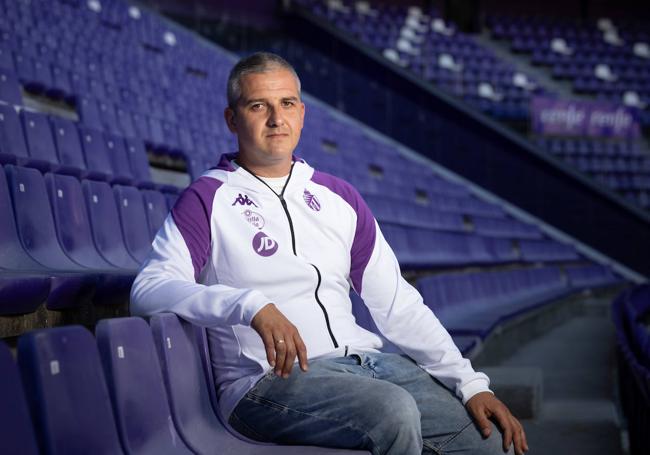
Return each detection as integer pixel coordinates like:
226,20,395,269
45,173,114,269
95,317,193,454
49,116,86,174
0,340,39,455
5,165,82,270
141,189,169,240
149,313,226,454
113,184,151,263
0,103,29,164
0,68,22,105
82,179,140,269
79,127,112,181
17,326,124,455
21,110,59,170
150,313,365,454
0,164,44,270
124,138,152,184
105,135,133,184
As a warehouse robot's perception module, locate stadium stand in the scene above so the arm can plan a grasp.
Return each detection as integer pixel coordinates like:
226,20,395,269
612,284,650,454
0,0,642,452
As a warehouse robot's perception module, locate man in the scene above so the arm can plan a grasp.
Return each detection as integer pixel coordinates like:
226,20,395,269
131,52,528,455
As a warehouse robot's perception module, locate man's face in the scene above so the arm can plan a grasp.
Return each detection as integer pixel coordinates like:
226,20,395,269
224,68,305,170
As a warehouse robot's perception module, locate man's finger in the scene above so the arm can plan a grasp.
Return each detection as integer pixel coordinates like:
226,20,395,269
260,331,276,367
511,417,527,454
281,340,297,378
471,408,492,438
273,334,287,376
295,334,309,372
495,410,513,452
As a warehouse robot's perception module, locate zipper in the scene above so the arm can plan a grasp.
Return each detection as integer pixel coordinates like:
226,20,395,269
311,264,339,348
238,161,339,348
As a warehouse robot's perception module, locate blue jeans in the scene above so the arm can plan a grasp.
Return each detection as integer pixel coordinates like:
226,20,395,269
229,352,511,455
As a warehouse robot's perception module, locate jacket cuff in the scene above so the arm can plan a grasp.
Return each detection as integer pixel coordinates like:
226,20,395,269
242,290,273,326
459,376,493,405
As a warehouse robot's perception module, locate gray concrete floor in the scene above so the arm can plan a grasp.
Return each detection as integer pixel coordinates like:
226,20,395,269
494,299,625,454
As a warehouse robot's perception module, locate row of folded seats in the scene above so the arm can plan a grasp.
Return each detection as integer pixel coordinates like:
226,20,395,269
352,264,618,355
0,102,159,187
611,284,650,454
0,163,176,315
1,313,363,454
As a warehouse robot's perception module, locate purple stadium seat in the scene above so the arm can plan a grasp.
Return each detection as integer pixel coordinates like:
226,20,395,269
105,134,134,184
0,103,29,165
0,69,22,105
5,165,98,309
0,47,15,72
124,138,153,187
0,341,39,454
82,179,140,270
150,313,366,454
5,165,84,271
141,189,169,240
113,184,152,264
44,173,116,270
21,110,60,171
77,96,103,130
49,116,87,177
95,317,194,454
79,126,113,181
17,326,125,455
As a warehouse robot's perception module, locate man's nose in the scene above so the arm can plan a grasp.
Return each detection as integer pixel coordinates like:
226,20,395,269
267,106,285,127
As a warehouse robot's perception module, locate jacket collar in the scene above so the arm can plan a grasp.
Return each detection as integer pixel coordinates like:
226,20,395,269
208,152,313,195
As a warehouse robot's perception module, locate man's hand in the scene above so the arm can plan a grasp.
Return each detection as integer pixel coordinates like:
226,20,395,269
251,303,309,378
465,392,528,455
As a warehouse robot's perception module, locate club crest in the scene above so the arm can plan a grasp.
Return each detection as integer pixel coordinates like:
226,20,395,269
303,189,321,211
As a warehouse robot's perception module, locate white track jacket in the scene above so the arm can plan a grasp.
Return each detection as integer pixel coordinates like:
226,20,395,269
131,153,490,419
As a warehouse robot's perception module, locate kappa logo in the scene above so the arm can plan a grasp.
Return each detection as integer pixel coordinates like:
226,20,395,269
303,189,321,211
232,193,258,207
242,209,265,229
252,232,278,257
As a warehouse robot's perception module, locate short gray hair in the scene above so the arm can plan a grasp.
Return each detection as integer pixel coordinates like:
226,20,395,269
226,52,301,108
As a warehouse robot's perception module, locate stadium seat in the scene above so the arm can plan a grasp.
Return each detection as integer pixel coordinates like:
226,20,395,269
150,313,366,454
17,326,125,455
0,340,39,454
124,138,154,188
49,116,87,177
5,165,99,309
141,189,169,240
79,126,113,181
95,317,194,454
105,134,134,184
113,184,152,264
44,173,116,270
0,69,22,105
0,103,30,165
82,179,141,270
21,110,60,172
5,165,85,271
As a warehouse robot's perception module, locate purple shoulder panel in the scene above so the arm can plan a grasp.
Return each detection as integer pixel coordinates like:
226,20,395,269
171,177,223,280
311,171,376,293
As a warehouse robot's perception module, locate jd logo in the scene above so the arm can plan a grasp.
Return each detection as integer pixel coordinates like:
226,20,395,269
252,232,278,257
232,193,258,207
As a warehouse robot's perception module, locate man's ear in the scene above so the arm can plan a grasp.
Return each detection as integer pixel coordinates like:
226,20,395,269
224,107,237,132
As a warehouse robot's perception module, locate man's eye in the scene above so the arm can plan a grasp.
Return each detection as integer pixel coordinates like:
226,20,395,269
282,100,295,107
251,103,264,111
